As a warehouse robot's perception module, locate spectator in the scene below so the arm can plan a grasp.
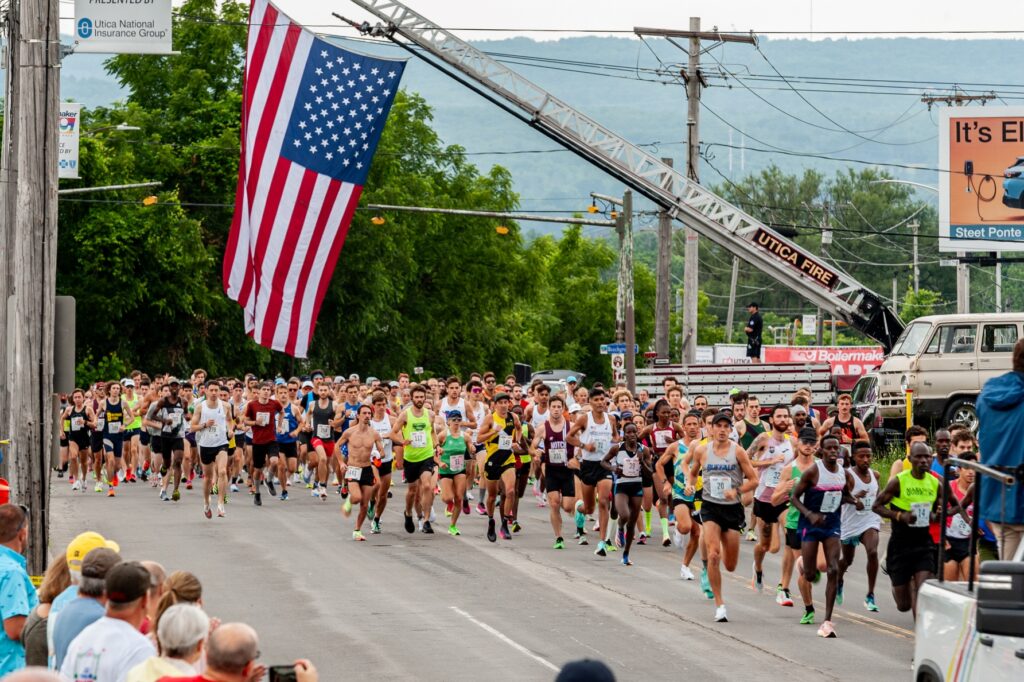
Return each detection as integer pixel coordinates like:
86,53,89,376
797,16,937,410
126,604,208,682
153,572,204,647
140,561,167,636
46,531,119,666
976,337,1024,560
60,562,156,682
51,547,121,670
21,555,70,667
159,622,317,682
744,302,763,364
556,658,615,681
0,667,61,682
0,504,36,675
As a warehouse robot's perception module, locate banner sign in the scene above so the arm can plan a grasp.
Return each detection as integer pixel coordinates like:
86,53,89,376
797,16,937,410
74,0,173,54
58,103,81,179
939,105,1024,252
751,228,839,290
763,346,884,390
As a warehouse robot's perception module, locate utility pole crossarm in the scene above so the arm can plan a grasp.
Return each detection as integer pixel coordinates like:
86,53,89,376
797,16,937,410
633,26,757,45
348,0,906,350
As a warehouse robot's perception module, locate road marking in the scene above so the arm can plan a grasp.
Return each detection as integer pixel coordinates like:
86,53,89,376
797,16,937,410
449,606,559,672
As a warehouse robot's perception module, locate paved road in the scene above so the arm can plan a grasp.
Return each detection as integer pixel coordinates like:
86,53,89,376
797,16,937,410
49,475,915,681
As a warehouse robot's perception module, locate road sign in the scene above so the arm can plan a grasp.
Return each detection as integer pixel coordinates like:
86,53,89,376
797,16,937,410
600,343,639,355
939,259,959,267
801,314,817,336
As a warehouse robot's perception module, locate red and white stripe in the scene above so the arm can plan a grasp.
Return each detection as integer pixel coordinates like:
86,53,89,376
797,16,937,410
224,0,361,357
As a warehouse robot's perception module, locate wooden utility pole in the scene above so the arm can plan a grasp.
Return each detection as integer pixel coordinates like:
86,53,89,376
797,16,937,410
655,158,673,359
637,19,756,363
1,0,60,574
723,258,739,343
622,190,635,392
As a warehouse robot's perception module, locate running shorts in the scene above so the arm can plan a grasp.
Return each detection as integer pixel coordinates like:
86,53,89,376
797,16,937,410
199,445,227,466
886,541,936,587
161,437,184,458
700,500,745,533
545,466,575,498
278,441,298,459
150,435,162,455
753,499,789,524
746,339,762,359
785,528,802,550
483,454,513,482
615,480,644,498
140,432,150,447
404,457,436,484
439,468,467,480
799,514,842,542
90,431,103,453
345,464,375,487
60,433,68,448
251,442,279,469
69,431,90,450
102,435,124,458
125,428,140,438
311,438,336,456
640,465,654,488
945,536,971,563
580,460,612,487
185,431,196,446
374,459,393,477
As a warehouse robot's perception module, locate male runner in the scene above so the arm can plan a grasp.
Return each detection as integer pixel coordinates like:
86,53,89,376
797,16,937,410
337,405,384,540
242,382,283,507
749,404,795,593
686,411,758,622
190,381,232,518
531,396,577,549
817,394,869,443
477,392,522,541
97,381,133,497
838,440,881,611
368,392,396,534
274,382,303,501
790,434,854,637
154,378,188,502
770,427,819,608
655,410,704,582
569,388,618,554
739,395,765,450
391,385,438,534
306,382,344,500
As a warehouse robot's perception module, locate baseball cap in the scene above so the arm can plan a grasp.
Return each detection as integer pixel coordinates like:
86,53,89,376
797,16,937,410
81,547,122,580
105,561,152,604
791,404,807,415
798,427,819,443
493,392,511,402
388,381,399,388
568,404,582,414
167,377,180,386
333,375,345,384
274,377,286,386
619,411,634,422
67,531,120,572
747,301,759,308
367,376,378,384
446,410,463,420
728,387,741,397
311,370,325,380
566,376,578,384
711,411,733,425
348,373,360,381
123,378,135,388
301,380,314,389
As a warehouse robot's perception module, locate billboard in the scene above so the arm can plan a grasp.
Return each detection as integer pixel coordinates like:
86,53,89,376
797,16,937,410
74,0,173,54
763,346,884,390
58,103,80,180
939,105,1024,252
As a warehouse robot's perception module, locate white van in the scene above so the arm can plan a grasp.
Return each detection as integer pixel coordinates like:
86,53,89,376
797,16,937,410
877,313,1024,430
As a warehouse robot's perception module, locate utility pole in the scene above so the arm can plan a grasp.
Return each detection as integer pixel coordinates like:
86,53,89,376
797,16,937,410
636,19,756,363
910,219,920,293
818,202,831,346
655,158,673,360
622,191,636,392
0,0,60,574
723,258,739,343
995,253,1002,312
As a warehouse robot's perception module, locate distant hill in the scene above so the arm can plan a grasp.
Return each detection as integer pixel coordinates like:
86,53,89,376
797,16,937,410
53,34,1023,224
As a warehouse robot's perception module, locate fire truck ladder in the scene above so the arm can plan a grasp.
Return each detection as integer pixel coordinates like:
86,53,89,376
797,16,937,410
343,0,906,350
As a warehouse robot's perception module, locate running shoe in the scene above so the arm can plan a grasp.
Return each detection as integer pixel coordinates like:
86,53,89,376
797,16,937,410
744,528,756,542
836,583,844,606
422,520,434,534
574,501,586,530
672,529,684,548
254,493,262,507
370,519,381,534
462,499,470,515
107,489,115,497
204,505,212,519
553,537,565,549
429,507,437,523
367,500,376,519
212,484,219,495
404,513,415,534
185,481,193,490
487,518,497,543
800,609,815,625
606,542,617,553
637,533,647,546
352,530,366,542
71,480,82,492
448,525,461,537
476,503,487,516
342,498,352,518
217,504,226,518
622,554,632,566
160,490,169,502
679,565,695,581
280,491,289,501
700,568,714,599
230,483,240,493
319,489,328,501
511,520,521,533
817,620,836,638
864,594,879,612
595,541,607,557
498,526,511,540
302,467,313,485
171,489,181,502
662,535,672,548
776,586,794,607
94,483,103,493
577,534,588,546
714,605,728,622
811,570,822,585
752,562,764,593
266,479,276,497
445,502,453,518
311,486,319,498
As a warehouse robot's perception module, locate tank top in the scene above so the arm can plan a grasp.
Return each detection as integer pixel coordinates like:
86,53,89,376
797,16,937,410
159,398,187,438
484,411,515,465
672,442,690,500
102,398,126,437
196,401,229,448
579,412,613,463
834,416,856,443
785,463,807,530
542,420,572,466
311,400,336,441
615,443,645,484
439,429,468,474
402,408,434,463
651,424,676,454
755,433,795,503
946,484,973,540
439,397,466,420
277,403,299,444
466,401,487,442
125,395,142,430
370,414,394,463
530,405,549,451
841,468,880,539
703,441,742,505
68,405,88,434
230,398,247,435
800,459,847,519
890,470,939,545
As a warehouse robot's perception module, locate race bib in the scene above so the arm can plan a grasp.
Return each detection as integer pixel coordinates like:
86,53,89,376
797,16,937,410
820,490,841,513
950,514,972,537
168,412,181,427
71,417,84,431
345,466,362,481
97,418,106,431
655,431,671,448
410,430,427,448
316,424,331,439
707,475,732,499
256,412,269,427
593,438,609,456
861,493,875,510
449,454,465,472
498,432,513,450
622,456,641,478
764,464,782,488
911,502,931,527
107,422,121,435
548,446,568,465
347,410,356,420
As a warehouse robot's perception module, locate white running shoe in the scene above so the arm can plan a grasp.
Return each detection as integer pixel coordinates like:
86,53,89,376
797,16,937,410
680,565,695,581
71,480,82,492
217,504,226,518
715,605,728,622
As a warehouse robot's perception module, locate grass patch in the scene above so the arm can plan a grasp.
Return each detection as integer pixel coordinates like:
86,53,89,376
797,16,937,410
870,444,905,488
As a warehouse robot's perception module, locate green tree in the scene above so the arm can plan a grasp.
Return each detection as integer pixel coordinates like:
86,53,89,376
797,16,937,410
901,287,942,321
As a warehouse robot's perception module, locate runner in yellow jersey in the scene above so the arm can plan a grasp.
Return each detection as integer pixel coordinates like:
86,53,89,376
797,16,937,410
477,392,522,542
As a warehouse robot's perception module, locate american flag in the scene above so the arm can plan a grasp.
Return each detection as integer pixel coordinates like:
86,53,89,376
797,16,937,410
224,0,406,357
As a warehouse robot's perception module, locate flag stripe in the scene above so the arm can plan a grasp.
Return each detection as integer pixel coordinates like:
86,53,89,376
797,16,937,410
305,185,362,349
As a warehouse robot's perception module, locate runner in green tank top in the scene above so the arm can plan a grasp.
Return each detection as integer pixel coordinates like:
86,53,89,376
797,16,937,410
123,382,143,482
389,385,439,534
437,411,472,536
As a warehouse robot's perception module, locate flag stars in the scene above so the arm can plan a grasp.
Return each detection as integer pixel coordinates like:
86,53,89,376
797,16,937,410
326,152,333,160
343,127,351,135
354,92,362,100
320,78,328,87
320,50,328,58
342,67,350,76
371,67,379,75
343,159,350,166
326,92,334,100
347,80,355,88
304,102,312,111
331,133,339,142
377,78,385,85
383,89,391,96
321,139,329,147
315,67,323,76
371,96,380,104
354,122,362,130
309,84,317,93
309,145,318,154
353,62,361,70
293,139,300,147
310,114,318,122
388,70,396,78
342,98,350,106
298,120,307,129
357,162,363,169
315,127,323,135
320,109,327,117
359,74,367,82
331,73,339,82
331,102,339,111
315,96,323,105
325,60,334,70
304,132,312,141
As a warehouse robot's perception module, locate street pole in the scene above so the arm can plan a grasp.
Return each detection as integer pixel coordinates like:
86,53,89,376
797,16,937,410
623,191,636,392
892,276,899,317
910,219,920,293
615,210,625,344
3,0,60,574
655,158,673,360
723,257,739,343
681,16,701,365
817,203,830,346
995,253,1002,312
957,256,970,313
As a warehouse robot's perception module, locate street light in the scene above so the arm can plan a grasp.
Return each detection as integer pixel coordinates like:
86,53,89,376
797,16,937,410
83,123,140,138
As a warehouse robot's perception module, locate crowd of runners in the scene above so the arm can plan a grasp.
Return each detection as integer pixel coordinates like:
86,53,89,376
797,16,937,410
57,368,992,637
